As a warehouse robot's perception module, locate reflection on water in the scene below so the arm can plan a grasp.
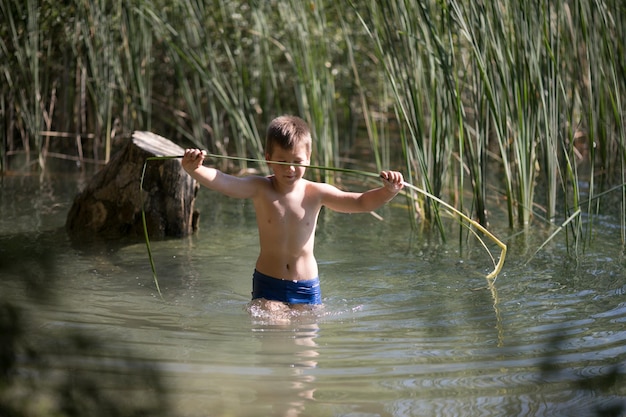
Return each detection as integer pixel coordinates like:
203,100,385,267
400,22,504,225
248,321,319,417
1,174,626,416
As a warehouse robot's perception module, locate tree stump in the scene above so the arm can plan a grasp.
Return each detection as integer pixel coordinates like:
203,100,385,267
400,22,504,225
66,131,199,240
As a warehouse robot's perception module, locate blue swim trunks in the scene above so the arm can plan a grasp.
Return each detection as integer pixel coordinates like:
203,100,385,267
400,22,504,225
251,269,322,305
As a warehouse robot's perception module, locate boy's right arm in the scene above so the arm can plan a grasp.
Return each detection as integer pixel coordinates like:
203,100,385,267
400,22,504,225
181,149,260,199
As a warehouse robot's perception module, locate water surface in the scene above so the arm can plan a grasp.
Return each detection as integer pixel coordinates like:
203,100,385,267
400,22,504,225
1,173,625,416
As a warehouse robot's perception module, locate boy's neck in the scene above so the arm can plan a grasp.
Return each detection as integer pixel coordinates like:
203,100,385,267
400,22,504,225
270,175,304,194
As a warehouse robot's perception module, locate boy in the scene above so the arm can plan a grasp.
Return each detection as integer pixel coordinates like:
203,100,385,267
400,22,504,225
182,115,403,309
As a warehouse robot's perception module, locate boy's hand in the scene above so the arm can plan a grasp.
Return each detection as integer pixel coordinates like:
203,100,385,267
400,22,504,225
380,171,404,192
182,149,206,173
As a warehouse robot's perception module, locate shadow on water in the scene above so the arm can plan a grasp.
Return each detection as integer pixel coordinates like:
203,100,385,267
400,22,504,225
493,244,626,417
0,229,170,417
538,330,626,417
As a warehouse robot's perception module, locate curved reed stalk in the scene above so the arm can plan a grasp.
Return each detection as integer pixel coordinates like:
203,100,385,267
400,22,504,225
139,158,164,298
140,152,507,295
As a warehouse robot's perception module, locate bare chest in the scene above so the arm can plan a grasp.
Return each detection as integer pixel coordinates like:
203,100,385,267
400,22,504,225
265,193,313,225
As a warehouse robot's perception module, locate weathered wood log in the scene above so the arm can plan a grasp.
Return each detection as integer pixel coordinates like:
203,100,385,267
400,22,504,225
66,131,199,240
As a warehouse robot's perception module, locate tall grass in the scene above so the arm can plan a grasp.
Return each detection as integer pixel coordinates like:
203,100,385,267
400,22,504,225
355,0,449,231
77,0,122,163
144,0,279,172
1,0,625,252
356,0,625,248
272,0,341,183
1,0,43,169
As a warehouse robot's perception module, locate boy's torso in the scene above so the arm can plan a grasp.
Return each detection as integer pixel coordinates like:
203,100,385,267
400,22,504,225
253,177,322,281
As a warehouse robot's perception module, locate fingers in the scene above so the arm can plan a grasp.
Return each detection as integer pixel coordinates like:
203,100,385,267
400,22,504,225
380,170,404,183
182,149,206,172
183,149,207,165
184,148,205,159
380,170,404,191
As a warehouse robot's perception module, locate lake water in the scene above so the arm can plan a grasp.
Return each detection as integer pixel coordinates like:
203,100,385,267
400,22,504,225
1,172,625,416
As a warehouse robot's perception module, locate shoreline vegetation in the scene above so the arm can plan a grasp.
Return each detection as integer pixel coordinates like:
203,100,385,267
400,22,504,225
1,0,625,252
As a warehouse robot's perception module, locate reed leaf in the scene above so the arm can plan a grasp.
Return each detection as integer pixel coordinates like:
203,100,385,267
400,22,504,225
1,0,43,168
270,0,341,183
354,0,448,235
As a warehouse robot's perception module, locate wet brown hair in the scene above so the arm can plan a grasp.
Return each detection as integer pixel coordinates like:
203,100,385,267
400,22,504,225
265,115,312,157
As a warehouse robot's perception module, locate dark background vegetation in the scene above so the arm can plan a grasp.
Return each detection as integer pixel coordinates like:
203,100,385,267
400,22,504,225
0,232,169,416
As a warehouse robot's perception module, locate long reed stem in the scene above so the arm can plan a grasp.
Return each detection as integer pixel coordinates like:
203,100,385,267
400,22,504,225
140,150,507,295
140,158,164,299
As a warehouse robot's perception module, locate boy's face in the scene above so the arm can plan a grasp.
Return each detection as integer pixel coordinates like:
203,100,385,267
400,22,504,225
266,142,310,186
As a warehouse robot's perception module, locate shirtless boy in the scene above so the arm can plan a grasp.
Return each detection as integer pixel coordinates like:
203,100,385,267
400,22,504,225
181,115,404,309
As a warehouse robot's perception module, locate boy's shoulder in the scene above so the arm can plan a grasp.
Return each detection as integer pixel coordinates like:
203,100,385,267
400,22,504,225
303,179,343,197
305,179,337,190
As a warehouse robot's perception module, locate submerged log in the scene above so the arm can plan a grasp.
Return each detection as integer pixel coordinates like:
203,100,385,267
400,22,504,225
66,131,199,240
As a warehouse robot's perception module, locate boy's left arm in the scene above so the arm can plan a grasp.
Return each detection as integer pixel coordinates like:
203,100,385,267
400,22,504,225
321,170,404,213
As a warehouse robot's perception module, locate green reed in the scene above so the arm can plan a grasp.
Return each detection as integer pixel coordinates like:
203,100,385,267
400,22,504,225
1,0,43,168
355,0,445,232
77,0,122,163
145,0,269,169
356,0,626,251
273,0,341,183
